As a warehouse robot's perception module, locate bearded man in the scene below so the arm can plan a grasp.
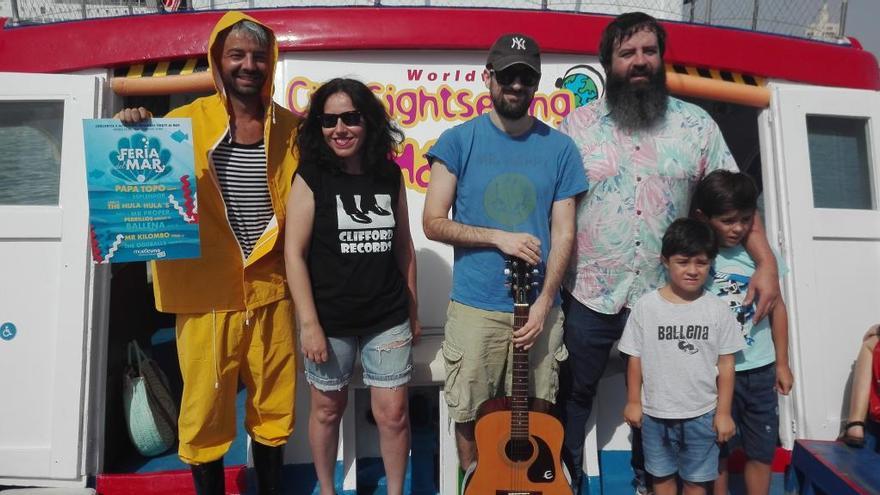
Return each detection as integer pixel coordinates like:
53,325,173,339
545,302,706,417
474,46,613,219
423,33,587,470
556,12,780,494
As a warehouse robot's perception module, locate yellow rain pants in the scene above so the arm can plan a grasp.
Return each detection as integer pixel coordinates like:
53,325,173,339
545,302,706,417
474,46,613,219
175,298,296,464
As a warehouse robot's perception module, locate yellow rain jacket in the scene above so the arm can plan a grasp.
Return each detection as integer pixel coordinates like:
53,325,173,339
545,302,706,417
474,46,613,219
151,11,299,313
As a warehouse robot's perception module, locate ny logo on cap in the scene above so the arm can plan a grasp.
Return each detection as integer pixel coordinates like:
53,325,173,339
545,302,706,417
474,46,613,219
511,37,527,50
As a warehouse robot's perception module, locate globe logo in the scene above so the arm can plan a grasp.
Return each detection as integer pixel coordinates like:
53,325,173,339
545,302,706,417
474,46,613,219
555,64,606,108
560,73,600,107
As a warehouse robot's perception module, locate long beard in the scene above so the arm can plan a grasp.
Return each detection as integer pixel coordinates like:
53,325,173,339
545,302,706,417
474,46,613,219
606,67,668,131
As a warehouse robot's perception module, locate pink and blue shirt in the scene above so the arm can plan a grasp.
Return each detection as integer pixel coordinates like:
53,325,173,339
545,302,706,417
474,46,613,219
560,97,738,314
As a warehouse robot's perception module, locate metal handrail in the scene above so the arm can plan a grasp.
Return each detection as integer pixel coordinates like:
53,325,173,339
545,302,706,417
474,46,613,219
5,0,851,43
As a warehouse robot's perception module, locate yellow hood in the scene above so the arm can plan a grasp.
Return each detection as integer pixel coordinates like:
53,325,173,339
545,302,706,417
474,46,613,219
151,11,300,314
207,11,279,118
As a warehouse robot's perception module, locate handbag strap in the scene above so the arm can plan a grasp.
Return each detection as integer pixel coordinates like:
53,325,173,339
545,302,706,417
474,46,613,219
127,340,147,372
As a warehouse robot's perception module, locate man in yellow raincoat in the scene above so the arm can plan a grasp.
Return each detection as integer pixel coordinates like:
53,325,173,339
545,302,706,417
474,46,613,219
117,11,298,494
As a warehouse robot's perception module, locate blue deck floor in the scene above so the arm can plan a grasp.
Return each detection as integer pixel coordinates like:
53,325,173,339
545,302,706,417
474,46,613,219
112,328,790,494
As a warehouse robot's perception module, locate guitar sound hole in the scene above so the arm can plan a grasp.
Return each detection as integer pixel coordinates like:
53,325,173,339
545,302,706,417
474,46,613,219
504,438,534,462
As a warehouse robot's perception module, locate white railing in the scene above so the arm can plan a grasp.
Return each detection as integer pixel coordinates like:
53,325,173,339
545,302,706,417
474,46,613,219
3,0,850,43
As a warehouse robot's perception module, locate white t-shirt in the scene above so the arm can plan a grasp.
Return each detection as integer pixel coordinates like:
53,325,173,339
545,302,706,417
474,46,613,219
618,290,743,419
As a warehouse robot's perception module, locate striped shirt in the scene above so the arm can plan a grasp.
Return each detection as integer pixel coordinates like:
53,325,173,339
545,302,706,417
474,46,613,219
211,139,273,259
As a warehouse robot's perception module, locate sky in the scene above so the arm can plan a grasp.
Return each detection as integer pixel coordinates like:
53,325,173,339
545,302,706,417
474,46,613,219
844,0,880,61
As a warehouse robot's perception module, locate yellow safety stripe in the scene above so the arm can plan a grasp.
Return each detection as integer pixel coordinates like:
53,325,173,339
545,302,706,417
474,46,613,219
113,57,209,78
667,64,766,87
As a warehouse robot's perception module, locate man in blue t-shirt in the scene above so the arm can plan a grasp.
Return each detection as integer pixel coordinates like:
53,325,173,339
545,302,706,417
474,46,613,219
423,33,588,471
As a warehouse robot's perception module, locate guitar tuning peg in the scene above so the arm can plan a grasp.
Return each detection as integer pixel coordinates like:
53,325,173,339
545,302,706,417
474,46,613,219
531,281,539,287
503,268,511,276
531,268,539,275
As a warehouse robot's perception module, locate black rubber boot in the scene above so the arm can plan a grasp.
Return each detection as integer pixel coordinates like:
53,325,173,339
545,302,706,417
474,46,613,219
252,442,284,495
190,457,225,495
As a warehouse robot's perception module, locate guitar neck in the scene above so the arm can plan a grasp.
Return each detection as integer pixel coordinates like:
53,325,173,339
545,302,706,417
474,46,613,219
511,302,530,442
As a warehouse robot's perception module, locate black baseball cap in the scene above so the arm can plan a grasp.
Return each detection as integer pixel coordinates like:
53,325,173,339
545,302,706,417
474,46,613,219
486,33,541,74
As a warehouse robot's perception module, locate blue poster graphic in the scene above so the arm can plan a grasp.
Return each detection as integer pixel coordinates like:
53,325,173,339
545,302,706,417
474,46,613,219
83,118,200,263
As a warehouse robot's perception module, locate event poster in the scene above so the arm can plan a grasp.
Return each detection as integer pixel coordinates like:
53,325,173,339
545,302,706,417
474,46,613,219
83,118,200,263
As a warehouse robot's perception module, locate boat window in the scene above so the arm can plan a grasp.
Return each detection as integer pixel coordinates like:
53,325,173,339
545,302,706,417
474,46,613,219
0,101,64,206
806,115,873,210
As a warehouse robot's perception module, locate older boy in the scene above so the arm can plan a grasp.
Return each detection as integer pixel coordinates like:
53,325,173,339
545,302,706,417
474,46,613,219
691,170,793,495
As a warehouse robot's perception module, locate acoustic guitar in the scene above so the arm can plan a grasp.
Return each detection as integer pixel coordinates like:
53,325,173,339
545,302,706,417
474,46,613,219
462,258,572,495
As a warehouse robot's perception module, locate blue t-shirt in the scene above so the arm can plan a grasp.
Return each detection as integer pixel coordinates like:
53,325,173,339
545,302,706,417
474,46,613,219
707,245,788,371
426,114,588,311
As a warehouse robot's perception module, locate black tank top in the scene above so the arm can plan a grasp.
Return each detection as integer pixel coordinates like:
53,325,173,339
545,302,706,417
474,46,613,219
298,160,408,337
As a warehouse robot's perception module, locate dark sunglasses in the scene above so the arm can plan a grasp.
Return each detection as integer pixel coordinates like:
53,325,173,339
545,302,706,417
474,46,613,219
491,68,540,87
319,111,363,128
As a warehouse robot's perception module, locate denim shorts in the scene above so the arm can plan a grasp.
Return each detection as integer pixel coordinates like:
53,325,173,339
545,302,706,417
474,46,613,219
720,363,779,463
642,410,719,483
304,319,412,391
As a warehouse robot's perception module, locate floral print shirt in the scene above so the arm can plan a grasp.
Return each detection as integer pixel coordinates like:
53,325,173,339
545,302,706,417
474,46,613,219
559,97,738,314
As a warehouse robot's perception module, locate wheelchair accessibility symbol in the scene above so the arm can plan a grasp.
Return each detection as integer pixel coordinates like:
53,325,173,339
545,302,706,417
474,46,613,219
1,322,16,341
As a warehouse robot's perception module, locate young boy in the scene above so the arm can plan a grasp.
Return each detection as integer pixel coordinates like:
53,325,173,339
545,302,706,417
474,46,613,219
619,218,743,495
691,170,793,495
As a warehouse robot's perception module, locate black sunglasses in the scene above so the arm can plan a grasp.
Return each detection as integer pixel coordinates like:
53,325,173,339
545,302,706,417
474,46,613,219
491,68,540,87
319,111,363,128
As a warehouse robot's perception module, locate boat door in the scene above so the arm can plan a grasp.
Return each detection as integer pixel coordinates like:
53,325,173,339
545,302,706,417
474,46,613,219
0,72,104,487
766,83,880,441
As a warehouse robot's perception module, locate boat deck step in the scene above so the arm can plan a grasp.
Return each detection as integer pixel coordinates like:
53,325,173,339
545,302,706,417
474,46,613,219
791,431,880,495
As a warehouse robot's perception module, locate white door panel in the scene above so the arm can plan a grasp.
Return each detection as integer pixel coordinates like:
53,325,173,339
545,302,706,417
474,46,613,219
770,83,880,440
0,73,98,484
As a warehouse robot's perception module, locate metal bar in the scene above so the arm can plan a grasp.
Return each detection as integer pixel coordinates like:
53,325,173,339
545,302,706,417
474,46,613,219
81,0,87,20
689,0,695,22
541,0,548,9
751,0,759,30
839,0,849,38
706,0,713,24
10,0,19,24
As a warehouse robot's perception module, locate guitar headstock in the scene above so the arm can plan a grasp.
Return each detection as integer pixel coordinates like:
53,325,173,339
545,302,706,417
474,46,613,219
504,256,540,304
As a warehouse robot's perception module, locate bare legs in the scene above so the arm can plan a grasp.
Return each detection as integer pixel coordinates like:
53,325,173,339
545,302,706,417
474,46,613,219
371,386,411,495
843,324,880,443
454,421,477,471
309,387,347,495
654,475,708,495
715,457,771,495
307,385,410,495
683,481,708,495
653,475,678,495
743,460,771,495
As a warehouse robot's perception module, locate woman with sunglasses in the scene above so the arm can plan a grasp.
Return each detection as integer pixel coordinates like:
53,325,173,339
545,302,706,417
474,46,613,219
284,78,419,495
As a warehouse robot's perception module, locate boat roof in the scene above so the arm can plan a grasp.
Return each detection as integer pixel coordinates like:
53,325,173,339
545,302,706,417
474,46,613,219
0,7,877,91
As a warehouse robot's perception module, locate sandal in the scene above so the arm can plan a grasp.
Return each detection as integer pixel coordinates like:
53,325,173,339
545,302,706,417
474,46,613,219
839,421,866,448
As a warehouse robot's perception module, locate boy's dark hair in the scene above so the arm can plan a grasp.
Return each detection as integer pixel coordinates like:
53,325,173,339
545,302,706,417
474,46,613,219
690,170,759,218
662,218,719,259
599,12,667,72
